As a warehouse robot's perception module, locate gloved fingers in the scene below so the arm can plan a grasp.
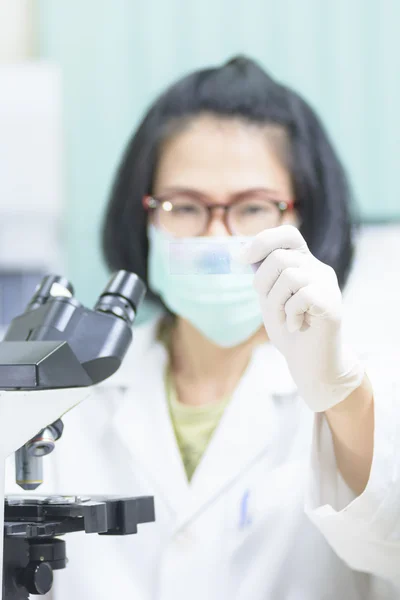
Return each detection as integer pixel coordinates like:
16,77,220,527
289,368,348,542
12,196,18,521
237,225,308,265
253,248,309,297
264,267,314,327
284,283,341,333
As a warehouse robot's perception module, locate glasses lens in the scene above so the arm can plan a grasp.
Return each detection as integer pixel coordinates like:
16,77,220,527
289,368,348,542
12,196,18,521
228,198,283,236
157,195,208,237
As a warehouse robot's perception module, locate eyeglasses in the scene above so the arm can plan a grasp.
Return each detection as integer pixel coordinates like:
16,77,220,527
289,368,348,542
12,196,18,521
143,192,293,237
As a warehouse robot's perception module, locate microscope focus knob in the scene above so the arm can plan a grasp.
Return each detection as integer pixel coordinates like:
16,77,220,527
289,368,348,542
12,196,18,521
22,561,53,595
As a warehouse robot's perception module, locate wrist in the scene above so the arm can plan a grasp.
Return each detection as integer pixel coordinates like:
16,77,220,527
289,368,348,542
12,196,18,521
293,351,366,413
325,373,372,416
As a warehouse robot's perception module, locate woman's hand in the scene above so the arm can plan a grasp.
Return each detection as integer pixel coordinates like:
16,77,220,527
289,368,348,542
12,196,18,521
239,225,365,412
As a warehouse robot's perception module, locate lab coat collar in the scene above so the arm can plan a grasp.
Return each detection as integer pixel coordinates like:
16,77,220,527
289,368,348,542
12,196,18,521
110,318,298,529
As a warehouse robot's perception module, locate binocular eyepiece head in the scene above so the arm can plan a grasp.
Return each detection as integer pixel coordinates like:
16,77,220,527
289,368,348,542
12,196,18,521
26,271,146,326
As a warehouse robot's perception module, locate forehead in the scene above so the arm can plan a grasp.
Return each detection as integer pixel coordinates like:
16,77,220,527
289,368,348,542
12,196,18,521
153,115,292,197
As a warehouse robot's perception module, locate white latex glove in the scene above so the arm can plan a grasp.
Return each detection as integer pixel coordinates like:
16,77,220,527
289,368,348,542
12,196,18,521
239,225,365,412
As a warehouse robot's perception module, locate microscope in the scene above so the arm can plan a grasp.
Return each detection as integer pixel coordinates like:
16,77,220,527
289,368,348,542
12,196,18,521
0,271,155,599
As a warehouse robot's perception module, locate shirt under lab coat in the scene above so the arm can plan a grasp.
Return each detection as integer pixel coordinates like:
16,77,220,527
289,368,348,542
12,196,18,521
5,317,400,600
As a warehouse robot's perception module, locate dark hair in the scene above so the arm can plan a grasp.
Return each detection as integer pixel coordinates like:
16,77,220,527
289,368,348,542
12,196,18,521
103,55,356,306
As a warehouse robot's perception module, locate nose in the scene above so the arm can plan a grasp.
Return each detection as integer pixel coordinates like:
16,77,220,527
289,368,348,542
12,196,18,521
204,207,230,237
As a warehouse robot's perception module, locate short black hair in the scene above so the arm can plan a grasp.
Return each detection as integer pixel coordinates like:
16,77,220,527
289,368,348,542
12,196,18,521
103,55,356,306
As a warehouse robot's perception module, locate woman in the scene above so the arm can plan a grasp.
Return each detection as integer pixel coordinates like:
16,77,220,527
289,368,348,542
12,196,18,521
44,57,400,599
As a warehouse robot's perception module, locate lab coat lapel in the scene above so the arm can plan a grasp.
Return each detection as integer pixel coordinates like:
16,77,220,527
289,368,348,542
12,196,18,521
110,321,190,517
175,343,299,530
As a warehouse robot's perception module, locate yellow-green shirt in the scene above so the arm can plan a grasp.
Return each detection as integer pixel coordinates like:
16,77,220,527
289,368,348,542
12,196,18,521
165,367,230,481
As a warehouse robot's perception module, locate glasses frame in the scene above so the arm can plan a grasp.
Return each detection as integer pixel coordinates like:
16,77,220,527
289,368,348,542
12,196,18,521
143,193,294,236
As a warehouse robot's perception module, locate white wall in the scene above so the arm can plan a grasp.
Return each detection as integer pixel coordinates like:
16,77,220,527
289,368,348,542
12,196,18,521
0,0,34,62
0,64,64,270
344,224,400,356
0,63,65,331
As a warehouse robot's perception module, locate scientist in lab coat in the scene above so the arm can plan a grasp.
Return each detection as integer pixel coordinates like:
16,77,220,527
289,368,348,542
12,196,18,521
25,56,400,599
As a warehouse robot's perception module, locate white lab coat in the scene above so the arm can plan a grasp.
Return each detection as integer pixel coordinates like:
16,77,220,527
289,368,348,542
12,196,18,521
5,317,400,600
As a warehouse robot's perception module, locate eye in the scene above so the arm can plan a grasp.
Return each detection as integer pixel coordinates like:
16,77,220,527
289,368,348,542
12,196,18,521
237,202,275,215
244,204,267,214
173,203,201,214
165,196,205,216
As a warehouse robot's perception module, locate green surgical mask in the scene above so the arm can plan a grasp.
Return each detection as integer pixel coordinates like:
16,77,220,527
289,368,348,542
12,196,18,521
148,225,263,348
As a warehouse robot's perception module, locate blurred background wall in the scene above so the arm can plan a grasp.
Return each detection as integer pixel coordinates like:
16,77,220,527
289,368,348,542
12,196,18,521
0,0,64,330
1,0,400,329
35,0,400,308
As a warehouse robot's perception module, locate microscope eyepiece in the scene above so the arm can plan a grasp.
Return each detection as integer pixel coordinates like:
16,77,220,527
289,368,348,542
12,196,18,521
26,275,75,312
94,271,146,325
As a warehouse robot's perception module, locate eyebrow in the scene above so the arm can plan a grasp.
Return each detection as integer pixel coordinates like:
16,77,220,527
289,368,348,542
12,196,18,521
156,186,283,201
